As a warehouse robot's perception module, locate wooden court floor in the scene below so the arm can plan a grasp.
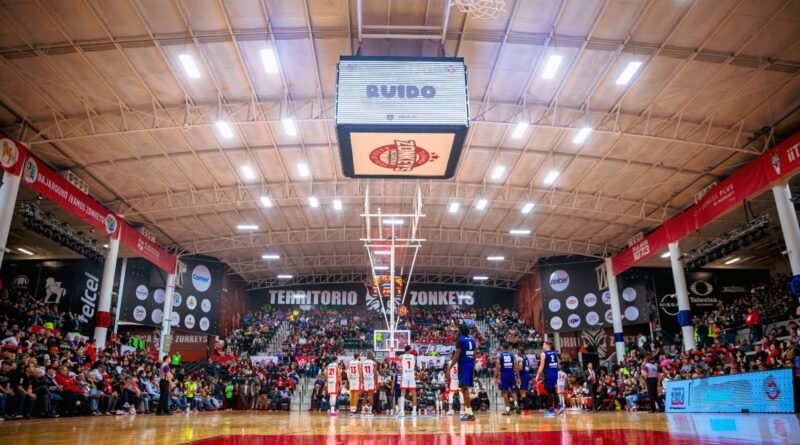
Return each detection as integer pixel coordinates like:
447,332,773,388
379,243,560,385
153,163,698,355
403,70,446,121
0,410,798,444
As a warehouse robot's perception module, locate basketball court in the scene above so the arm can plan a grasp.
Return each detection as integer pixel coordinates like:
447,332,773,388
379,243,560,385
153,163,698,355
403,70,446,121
0,0,800,444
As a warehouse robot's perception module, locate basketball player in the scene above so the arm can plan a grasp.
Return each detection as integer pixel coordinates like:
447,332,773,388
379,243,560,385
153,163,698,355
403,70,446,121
347,354,362,415
391,363,402,415
398,345,417,417
326,356,341,417
517,347,533,413
448,323,476,422
535,341,562,417
361,352,377,415
445,362,465,415
556,368,568,410
496,343,520,415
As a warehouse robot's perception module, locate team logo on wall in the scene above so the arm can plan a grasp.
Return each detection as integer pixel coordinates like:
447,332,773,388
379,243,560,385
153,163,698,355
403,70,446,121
191,265,211,292
585,311,599,326
153,289,165,304
369,140,437,173
199,317,210,331
0,138,19,169
133,305,147,322
550,316,563,331
104,214,118,234
624,306,639,321
549,270,570,292
584,293,597,307
135,285,149,301
184,314,195,330
173,292,182,308
43,277,66,305
22,157,38,184
186,295,197,310
565,296,579,310
567,314,581,328
201,298,211,313
622,287,637,302
548,299,561,312
11,275,30,291
151,308,163,324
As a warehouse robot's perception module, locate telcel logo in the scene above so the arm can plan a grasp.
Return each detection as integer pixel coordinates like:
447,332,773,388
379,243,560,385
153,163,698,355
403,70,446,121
191,265,211,292
549,270,570,292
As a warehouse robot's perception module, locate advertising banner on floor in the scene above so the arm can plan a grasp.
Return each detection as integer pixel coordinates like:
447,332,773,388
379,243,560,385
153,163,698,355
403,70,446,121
539,256,650,333
1,259,106,335
651,268,770,335
665,368,795,413
248,283,514,314
612,130,800,275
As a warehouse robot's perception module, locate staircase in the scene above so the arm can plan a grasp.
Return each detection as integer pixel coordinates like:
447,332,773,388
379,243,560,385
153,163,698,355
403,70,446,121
266,321,291,355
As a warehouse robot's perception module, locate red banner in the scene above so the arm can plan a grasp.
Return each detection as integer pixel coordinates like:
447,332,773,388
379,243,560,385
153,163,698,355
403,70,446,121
0,134,29,176
612,130,800,275
120,224,177,274
295,356,318,367
209,355,238,364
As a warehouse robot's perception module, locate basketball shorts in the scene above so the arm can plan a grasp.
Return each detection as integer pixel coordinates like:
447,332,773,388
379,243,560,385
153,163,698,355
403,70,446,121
362,377,375,393
520,373,532,392
498,373,516,390
458,362,474,387
400,373,416,390
544,374,558,392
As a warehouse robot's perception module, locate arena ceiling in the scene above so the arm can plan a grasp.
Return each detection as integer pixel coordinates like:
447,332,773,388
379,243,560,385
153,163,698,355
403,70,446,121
1,0,800,288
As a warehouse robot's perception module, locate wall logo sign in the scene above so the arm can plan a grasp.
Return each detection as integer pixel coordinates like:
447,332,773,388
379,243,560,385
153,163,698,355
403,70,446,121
771,154,781,175
670,387,686,407
369,140,437,173
624,306,640,321
763,375,780,401
199,317,210,331
689,280,714,296
151,308,162,324
201,298,211,313
622,287,637,302
153,289,165,305
191,265,212,292
548,299,561,312
170,312,179,327
565,296,579,310
586,311,599,326
173,292,182,308
22,157,38,184
104,215,118,235
660,293,679,316
584,293,597,307
632,239,650,261
567,314,581,328
44,277,66,305
184,314,196,330
366,84,436,99
135,285,149,301
549,270,570,292
602,291,611,305
0,138,19,169
186,295,197,310
605,309,613,323
550,316,563,331
133,305,146,322
11,275,29,290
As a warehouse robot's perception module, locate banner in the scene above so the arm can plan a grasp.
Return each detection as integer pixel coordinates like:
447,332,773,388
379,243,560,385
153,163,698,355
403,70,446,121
539,256,650,333
248,283,514,315
250,355,281,367
665,369,795,413
0,133,28,176
120,225,176,275
295,356,318,367
417,356,447,368
612,130,800,275
1,260,106,335
118,258,168,328
413,344,455,356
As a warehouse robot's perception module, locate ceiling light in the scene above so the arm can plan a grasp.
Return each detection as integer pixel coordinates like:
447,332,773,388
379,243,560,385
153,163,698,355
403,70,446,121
487,256,504,261
448,202,460,213
237,224,259,230
661,252,671,258
541,54,563,79
17,247,34,256
308,196,319,208
382,219,403,225
491,166,505,179
572,127,592,144
616,61,642,85
374,250,391,256
476,199,488,210
521,202,535,214
241,165,257,180
511,122,529,139
473,276,489,281
260,196,273,207
262,254,280,260
724,257,741,265
297,162,310,177
178,54,201,79
543,170,560,185
260,47,279,73
282,117,297,136
215,120,234,138
373,266,389,271
277,274,293,279
333,199,342,210
509,229,531,235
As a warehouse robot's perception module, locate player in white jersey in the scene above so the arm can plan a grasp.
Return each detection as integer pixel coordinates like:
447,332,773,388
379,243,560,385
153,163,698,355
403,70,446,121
556,370,567,410
361,352,377,415
398,345,417,417
326,356,341,416
347,355,362,415
446,362,465,415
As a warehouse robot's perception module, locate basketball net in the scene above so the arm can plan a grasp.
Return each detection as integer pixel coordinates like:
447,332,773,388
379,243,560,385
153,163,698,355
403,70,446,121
451,0,506,20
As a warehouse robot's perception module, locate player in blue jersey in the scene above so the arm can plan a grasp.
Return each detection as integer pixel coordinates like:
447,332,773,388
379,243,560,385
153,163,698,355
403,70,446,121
448,323,476,421
495,342,520,415
516,347,532,413
390,362,403,415
535,341,561,417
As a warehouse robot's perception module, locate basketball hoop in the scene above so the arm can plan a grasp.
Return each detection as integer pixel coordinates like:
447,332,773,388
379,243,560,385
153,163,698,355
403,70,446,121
451,0,506,20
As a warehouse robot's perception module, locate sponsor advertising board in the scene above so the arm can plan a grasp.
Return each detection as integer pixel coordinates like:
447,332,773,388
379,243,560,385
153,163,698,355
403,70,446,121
665,368,795,413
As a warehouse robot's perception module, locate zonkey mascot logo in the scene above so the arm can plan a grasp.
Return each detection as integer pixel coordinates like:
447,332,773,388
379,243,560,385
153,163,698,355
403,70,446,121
369,140,438,173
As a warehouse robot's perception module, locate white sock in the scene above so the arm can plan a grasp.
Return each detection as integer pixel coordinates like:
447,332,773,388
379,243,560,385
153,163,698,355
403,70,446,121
505,405,510,411
399,397,405,414
466,407,473,416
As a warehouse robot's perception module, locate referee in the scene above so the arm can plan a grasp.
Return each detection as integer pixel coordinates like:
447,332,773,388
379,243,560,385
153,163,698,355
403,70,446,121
643,357,659,413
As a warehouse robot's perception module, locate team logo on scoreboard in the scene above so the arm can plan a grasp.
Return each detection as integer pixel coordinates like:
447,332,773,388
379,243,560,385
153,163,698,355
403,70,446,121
763,375,781,400
369,140,438,173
